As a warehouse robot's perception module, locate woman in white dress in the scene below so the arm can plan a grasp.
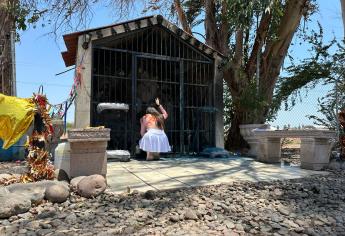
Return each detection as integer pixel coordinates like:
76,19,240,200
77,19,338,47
139,98,171,160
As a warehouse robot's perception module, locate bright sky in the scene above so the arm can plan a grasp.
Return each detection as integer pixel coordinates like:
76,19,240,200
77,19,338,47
15,0,343,127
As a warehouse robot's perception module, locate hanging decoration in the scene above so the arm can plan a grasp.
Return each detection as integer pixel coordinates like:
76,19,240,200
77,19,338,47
22,90,55,182
0,89,55,185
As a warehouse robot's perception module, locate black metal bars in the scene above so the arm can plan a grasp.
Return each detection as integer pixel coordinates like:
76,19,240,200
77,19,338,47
91,25,216,154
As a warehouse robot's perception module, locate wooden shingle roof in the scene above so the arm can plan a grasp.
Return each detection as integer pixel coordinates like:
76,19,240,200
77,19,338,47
61,15,224,67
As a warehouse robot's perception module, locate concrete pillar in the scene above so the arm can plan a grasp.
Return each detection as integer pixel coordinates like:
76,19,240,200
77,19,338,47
214,57,224,148
257,137,281,163
74,35,92,128
300,138,333,170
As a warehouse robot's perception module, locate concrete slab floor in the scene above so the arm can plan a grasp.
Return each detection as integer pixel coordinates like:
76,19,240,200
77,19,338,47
106,156,328,194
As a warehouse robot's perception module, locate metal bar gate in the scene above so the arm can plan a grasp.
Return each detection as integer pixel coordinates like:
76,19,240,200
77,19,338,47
91,27,215,155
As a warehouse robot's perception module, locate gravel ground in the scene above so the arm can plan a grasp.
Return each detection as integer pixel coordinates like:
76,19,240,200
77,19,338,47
0,161,27,175
1,170,345,236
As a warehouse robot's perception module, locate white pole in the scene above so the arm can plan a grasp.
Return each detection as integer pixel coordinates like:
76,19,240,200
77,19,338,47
10,29,16,96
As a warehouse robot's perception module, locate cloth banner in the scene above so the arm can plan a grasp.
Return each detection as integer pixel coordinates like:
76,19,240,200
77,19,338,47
0,93,35,149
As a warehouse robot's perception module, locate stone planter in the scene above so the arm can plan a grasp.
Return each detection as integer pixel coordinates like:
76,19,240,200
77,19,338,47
68,128,110,178
239,124,267,157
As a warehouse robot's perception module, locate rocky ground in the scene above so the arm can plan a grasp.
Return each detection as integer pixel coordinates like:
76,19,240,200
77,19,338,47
1,170,345,236
0,161,27,175
281,148,301,166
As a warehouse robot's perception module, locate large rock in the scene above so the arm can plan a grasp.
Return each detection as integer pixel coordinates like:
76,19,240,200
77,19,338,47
77,175,106,198
144,190,156,200
54,169,70,182
6,180,68,205
45,184,70,203
0,193,31,219
7,180,67,193
70,176,86,190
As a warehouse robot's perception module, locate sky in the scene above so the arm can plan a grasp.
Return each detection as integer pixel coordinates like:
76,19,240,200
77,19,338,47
15,0,343,127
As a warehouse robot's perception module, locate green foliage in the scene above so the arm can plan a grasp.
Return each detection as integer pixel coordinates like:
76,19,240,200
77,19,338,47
5,1,47,32
238,80,269,123
306,88,342,130
225,0,280,30
183,0,203,28
268,23,335,121
306,40,345,129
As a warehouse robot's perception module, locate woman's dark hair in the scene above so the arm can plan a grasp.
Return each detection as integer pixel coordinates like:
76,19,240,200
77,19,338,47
146,106,165,129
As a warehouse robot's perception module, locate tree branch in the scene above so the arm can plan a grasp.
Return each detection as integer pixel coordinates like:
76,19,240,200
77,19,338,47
245,12,272,80
243,25,250,63
204,0,217,48
260,0,308,100
234,29,244,68
174,0,192,34
219,0,230,55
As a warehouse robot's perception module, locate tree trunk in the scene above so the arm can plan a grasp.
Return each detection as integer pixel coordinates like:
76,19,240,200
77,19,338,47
225,110,249,151
0,0,15,95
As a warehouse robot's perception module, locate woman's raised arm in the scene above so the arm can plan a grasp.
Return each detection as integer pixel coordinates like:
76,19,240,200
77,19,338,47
155,98,168,119
158,105,168,120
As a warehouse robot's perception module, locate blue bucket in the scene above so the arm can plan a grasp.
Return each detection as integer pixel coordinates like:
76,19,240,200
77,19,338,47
0,137,27,161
